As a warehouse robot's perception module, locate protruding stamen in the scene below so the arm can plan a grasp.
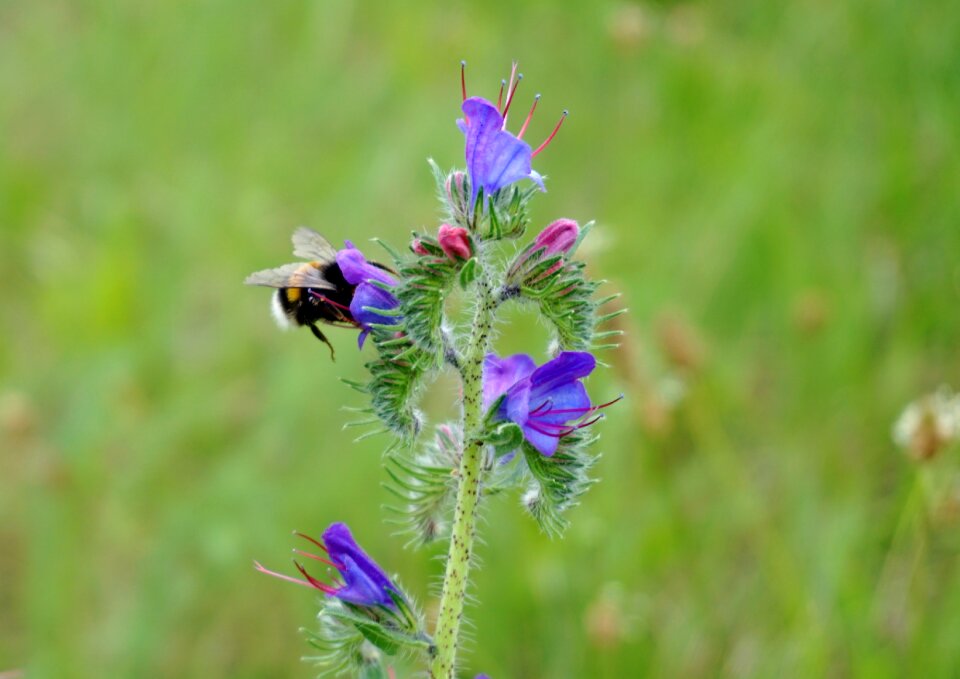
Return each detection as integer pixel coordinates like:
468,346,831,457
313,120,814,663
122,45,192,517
539,394,624,415
532,110,568,158
254,561,316,590
294,531,330,554
460,60,467,102
527,422,574,438
502,73,523,122
517,94,541,139
531,420,575,431
294,560,337,594
294,549,339,569
497,79,506,110
595,394,624,410
575,414,604,430
506,61,519,101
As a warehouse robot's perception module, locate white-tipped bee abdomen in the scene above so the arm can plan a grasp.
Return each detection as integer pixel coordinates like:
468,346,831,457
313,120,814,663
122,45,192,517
271,290,295,329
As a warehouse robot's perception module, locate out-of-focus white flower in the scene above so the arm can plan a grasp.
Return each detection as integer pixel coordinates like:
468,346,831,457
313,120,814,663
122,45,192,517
893,387,960,461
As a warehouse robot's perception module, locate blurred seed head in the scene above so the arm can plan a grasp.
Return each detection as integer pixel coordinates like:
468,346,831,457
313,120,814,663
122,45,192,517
792,289,831,335
666,4,706,48
603,306,689,438
893,387,960,461
0,391,37,442
607,4,652,51
655,311,706,374
585,582,630,649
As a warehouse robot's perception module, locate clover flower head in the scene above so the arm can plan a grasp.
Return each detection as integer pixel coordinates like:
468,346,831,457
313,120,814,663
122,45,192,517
336,241,401,347
893,387,960,461
255,522,399,608
457,61,568,212
482,351,620,456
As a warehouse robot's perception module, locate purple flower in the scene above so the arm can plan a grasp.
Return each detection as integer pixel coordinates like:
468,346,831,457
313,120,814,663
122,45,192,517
456,62,567,211
336,241,401,347
255,522,399,608
483,351,618,456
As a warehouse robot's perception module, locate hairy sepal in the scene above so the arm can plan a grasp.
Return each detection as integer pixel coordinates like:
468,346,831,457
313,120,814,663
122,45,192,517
520,430,599,537
363,331,429,441
395,236,462,365
384,423,462,547
305,591,431,677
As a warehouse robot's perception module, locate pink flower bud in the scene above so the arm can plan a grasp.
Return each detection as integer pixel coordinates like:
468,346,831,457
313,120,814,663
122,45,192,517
444,171,467,201
438,224,473,261
534,219,579,255
411,238,430,256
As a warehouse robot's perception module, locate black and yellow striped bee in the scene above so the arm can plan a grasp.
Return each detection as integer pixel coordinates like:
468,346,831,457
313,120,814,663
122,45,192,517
244,227,360,359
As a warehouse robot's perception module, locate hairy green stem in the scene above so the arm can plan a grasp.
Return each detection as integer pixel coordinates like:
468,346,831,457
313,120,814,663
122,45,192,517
430,267,495,678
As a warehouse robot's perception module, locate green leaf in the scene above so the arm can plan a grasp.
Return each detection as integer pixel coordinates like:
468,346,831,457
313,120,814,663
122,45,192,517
355,622,402,656
458,257,479,290
486,421,524,457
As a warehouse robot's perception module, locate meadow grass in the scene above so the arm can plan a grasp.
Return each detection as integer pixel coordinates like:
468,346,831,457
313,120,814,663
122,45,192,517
1,1,959,676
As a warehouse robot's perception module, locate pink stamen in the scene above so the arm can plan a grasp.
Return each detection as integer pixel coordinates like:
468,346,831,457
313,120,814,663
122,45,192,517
294,531,345,569
294,560,338,595
540,394,623,415
294,531,329,554
576,415,604,429
294,549,340,569
532,110,568,158
505,61,519,103
255,561,321,591
517,94,541,139
531,420,574,430
529,398,552,415
527,422,574,438
497,79,506,111
502,73,523,122
460,60,467,102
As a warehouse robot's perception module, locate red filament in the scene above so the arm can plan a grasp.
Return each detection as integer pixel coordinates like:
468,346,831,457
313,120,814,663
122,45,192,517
517,94,541,139
532,110,568,158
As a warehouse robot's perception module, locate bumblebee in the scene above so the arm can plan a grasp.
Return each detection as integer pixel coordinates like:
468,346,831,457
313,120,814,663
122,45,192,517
245,227,361,359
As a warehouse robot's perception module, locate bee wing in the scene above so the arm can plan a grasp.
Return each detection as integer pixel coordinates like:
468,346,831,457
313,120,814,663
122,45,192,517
291,227,338,261
244,263,336,290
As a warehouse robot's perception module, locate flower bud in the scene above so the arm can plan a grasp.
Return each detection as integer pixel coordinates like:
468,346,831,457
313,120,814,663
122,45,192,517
438,224,473,261
445,171,467,203
411,238,430,256
444,170,471,226
534,219,579,255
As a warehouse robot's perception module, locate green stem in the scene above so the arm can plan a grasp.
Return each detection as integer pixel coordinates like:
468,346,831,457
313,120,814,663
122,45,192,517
430,268,495,678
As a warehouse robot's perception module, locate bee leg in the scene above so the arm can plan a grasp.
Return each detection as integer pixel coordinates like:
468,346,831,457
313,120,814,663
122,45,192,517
308,324,336,361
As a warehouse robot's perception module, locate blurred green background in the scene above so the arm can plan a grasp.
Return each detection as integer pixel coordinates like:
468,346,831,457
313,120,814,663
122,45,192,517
2,1,960,677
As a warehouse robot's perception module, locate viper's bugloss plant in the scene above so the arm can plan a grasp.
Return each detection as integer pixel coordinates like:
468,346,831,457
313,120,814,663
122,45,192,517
252,61,623,678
